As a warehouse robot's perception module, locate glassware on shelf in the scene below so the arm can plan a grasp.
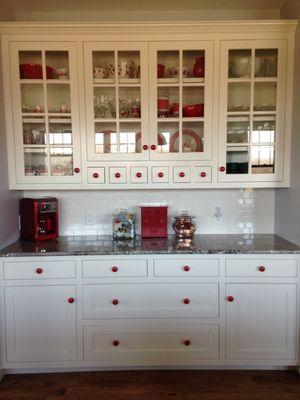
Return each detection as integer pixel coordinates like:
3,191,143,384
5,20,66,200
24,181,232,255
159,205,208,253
49,147,73,176
24,148,48,176
226,146,249,174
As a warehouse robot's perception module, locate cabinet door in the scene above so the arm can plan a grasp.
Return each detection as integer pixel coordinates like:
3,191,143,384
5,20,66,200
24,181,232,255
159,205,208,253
149,41,213,161
5,286,77,362
84,42,149,161
218,40,287,183
226,284,296,360
9,42,82,184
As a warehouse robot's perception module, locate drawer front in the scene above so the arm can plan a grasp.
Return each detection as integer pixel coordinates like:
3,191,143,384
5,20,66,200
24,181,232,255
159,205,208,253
83,283,219,319
192,166,212,183
152,166,169,183
109,167,127,184
3,260,76,280
87,167,106,184
82,259,148,278
226,259,298,277
154,258,219,277
84,323,219,363
173,166,191,183
130,166,148,183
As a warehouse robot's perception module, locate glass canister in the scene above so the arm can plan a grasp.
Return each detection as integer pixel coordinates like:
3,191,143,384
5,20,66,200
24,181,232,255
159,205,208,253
113,209,135,239
172,210,196,239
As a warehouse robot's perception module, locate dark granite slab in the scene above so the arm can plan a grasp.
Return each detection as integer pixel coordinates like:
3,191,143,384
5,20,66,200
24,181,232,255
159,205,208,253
0,234,300,257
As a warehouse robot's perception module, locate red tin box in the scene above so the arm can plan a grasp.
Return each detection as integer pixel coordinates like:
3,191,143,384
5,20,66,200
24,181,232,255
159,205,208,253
141,206,168,238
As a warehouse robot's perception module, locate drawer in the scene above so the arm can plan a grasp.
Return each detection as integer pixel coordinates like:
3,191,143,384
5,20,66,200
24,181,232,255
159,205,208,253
3,260,76,280
83,283,219,319
225,259,298,277
192,166,212,183
130,166,148,184
84,323,219,363
173,166,191,183
82,259,148,278
152,166,169,183
109,167,127,184
87,167,105,184
154,258,219,277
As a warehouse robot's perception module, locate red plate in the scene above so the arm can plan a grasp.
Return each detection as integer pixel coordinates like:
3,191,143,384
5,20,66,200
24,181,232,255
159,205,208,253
169,129,203,153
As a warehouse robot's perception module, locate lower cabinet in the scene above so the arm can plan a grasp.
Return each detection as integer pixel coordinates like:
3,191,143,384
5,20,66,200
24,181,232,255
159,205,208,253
226,284,297,360
5,285,77,362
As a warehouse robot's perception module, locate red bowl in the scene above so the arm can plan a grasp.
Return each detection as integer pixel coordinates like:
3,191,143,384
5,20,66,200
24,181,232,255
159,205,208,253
157,64,165,78
182,103,204,117
20,64,53,79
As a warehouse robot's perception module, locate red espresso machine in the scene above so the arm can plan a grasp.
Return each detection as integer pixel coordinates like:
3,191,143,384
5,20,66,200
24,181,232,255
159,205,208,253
20,197,58,242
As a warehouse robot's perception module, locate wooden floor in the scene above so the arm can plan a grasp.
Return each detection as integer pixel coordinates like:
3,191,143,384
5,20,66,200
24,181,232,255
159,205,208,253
0,370,300,400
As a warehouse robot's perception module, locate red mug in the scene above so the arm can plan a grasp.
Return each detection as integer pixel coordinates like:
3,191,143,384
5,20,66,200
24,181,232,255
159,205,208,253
170,102,179,117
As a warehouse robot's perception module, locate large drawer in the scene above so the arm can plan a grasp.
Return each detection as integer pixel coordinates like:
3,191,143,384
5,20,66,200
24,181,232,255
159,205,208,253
3,260,76,280
84,322,220,363
154,258,219,277
226,259,298,277
83,283,219,319
82,259,148,278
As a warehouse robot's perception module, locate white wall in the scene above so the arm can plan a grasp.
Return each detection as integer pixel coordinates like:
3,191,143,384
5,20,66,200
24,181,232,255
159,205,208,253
275,0,300,245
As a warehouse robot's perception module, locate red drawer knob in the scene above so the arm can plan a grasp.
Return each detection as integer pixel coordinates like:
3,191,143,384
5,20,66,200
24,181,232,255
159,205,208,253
227,296,234,302
158,172,164,178
179,172,185,178
151,144,157,151
184,339,191,346
183,265,190,272
136,172,142,178
36,267,43,274
219,166,226,172
112,299,119,305
68,298,75,304
258,266,266,272
143,144,149,150
200,172,207,177
111,266,118,273
115,172,121,178
112,340,120,347
183,298,190,305
74,167,80,173
93,172,99,179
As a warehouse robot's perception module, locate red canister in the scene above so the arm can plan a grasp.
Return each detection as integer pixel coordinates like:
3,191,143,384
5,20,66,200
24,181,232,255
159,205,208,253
141,206,168,238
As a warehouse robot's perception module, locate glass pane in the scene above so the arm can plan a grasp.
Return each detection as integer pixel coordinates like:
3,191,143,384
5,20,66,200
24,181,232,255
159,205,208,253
94,87,116,119
157,87,179,118
46,51,69,80
227,82,250,112
119,87,141,119
119,123,141,153
157,51,179,80
93,51,115,82
226,146,249,174
21,84,44,113
255,49,278,78
183,87,204,117
24,148,47,176
47,84,71,113
118,51,140,82
252,116,276,144
254,82,277,111
50,147,73,176
227,116,250,144
182,122,204,153
22,117,46,145
182,50,205,80
49,122,72,145
251,146,275,174
94,123,117,154
157,122,179,153
19,51,43,79
229,49,251,79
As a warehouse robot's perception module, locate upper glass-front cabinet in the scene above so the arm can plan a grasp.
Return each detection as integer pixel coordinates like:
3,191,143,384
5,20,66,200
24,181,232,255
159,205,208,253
84,42,148,161
9,42,81,184
218,40,287,182
149,41,213,161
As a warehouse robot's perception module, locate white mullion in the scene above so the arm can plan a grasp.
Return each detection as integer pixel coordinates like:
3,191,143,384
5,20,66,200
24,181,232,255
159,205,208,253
115,49,120,154
249,47,255,175
179,49,183,155
42,49,51,176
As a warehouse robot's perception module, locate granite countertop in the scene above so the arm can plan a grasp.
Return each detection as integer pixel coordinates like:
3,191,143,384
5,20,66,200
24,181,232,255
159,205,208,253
0,234,300,257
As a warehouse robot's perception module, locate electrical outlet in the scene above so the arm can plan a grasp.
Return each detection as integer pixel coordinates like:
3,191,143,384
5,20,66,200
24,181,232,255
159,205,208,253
214,206,222,224
85,212,100,225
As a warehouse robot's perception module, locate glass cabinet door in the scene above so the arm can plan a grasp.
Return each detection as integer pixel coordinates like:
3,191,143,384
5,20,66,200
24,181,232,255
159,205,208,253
218,41,286,182
84,42,148,161
9,42,81,183
149,42,213,161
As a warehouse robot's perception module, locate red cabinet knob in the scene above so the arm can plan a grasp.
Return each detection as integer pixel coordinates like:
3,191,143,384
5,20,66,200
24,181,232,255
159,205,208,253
258,266,266,272
200,172,207,177
179,172,185,178
158,172,164,178
74,167,80,173
151,145,157,150
219,166,226,172
183,298,190,305
143,144,149,150
136,172,142,178
93,172,99,179
227,296,234,302
68,298,75,304
36,267,43,274
115,172,121,178
111,266,118,273
183,265,190,272
112,299,119,305
112,340,120,347
183,339,191,346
